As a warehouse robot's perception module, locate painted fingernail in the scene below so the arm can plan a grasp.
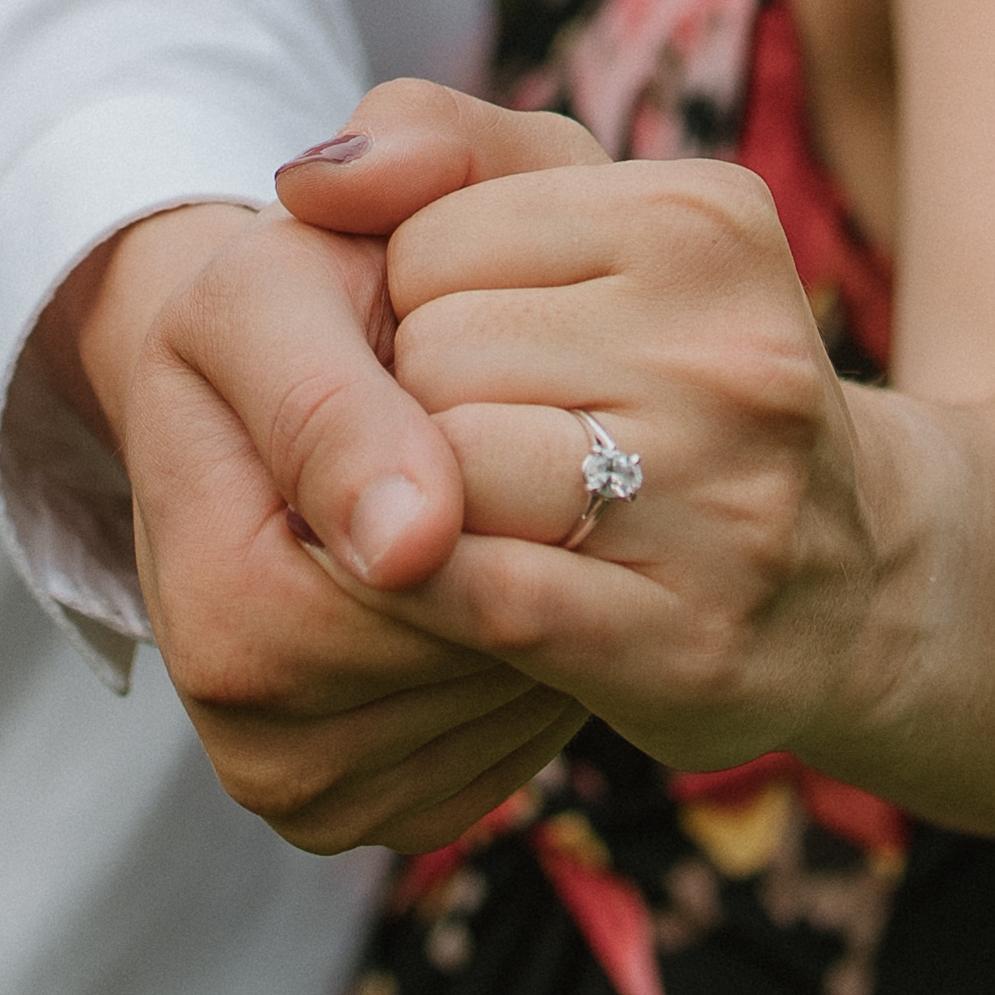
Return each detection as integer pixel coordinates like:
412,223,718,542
286,507,324,549
348,475,427,581
275,133,371,178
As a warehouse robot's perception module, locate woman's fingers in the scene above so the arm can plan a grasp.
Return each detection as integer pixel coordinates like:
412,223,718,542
387,164,623,318
275,78,611,235
434,404,588,545
393,281,648,413
430,394,808,621
386,157,784,318
308,532,675,701
432,403,659,559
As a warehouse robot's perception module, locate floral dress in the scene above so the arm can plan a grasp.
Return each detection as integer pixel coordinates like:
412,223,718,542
350,2,995,993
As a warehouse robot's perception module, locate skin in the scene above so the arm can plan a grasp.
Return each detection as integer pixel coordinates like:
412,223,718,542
275,0,995,835
791,0,897,253
276,1,995,837
32,0,995,849
283,143,995,835
33,92,607,854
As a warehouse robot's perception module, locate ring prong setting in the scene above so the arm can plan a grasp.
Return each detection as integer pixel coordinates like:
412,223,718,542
562,410,644,550
582,445,643,502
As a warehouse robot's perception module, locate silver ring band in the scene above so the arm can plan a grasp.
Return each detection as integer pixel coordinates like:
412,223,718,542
561,410,642,550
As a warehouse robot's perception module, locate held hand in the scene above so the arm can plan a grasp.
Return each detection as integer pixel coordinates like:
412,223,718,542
120,205,590,854
41,87,609,853
306,156,882,774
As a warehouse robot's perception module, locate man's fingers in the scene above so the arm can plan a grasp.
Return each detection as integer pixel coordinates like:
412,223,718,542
367,703,588,854
275,78,611,235
128,359,488,713
267,684,585,855
303,530,677,714
392,282,653,413
157,211,462,589
189,666,540,821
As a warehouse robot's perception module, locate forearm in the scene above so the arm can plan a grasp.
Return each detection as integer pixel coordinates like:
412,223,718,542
797,381,995,834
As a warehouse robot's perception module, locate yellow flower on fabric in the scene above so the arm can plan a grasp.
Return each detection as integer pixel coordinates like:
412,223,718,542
545,811,612,870
679,781,795,878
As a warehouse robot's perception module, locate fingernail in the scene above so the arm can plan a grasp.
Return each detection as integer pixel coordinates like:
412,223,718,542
300,542,338,581
348,475,427,580
275,133,371,178
286,507,324,548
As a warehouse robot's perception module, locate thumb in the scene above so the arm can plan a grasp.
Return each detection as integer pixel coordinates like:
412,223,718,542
159,206,462,591
275,78,610,235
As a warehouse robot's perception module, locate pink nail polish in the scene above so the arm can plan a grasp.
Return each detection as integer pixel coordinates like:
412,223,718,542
286,508,324,549
275,133,371,178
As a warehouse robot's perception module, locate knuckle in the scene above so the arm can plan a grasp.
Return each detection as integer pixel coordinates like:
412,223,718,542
371,812,477,855
265,370,364,502
268,797,380,856
387,220,459,319
621,159,781,250
149,243,258,370
385,228,427,318
722,337,825,425
393,293,480,402
266,782,394,856
160,598,299,713
146,283,203,365
531,110,606,162
139,314,183,386
674,159,779,230
217,763,318,822
431,405,484,463
392,298,446,388
180,250,249,324
385,231,418,319
667,611,746,705
271,821,366,857
166,638,276,712
650,319,824,432
364,76,454,117
699,159,777,216
720,463,809,583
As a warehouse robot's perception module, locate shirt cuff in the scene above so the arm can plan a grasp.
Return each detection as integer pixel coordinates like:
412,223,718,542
0,92,341,692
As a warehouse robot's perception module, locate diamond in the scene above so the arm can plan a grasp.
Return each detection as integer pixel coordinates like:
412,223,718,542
582,445,643,501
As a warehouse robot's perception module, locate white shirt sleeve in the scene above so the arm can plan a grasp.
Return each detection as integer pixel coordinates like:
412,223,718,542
0,0,369,691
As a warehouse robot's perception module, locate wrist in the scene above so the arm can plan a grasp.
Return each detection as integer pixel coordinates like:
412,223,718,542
796,383,995,831
32,203,256,450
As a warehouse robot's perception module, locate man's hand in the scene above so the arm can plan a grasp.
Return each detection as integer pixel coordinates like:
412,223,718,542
124,205,590,852
33,85,609,853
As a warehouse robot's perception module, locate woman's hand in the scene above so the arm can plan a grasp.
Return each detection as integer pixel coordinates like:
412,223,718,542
279,80,995,836
306,156,886,776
